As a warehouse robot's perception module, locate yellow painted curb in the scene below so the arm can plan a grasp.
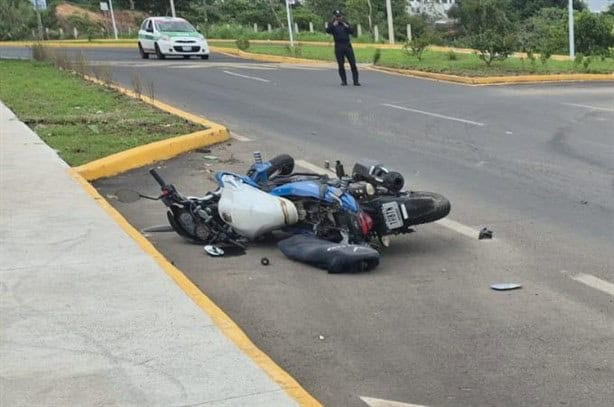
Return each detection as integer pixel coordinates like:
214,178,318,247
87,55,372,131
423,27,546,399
211,46,332,65
68,168,322,407
0,40,135,48
368,65,614,86
74,128,227,181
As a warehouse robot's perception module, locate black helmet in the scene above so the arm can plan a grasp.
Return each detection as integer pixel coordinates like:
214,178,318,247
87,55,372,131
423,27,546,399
333,10,343,17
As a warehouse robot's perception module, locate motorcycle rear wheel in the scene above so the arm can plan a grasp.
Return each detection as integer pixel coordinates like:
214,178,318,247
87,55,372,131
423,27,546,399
404,191,451,225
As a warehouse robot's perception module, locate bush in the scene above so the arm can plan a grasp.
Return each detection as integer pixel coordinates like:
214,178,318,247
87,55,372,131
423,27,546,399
236,37,250,51
373,48,381,65
403,30,437,61
285,43,303,58
447,50,458,60
583,56,592,71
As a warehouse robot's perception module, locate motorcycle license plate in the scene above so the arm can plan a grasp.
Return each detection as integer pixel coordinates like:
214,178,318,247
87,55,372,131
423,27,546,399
381,201,404,229
182,46,191,51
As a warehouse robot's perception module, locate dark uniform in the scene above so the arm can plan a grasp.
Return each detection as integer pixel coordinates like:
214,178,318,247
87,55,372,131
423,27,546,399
326,10,360,86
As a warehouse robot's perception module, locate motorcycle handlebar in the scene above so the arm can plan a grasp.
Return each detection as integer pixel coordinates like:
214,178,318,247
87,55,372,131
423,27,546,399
149,168,167,188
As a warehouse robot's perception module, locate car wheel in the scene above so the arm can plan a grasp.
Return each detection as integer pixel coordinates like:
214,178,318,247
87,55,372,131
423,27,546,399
201,54,209,60
154,43,165,59
138,42,149,59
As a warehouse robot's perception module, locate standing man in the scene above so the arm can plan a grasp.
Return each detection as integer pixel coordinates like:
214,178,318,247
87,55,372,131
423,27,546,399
326,10,360,86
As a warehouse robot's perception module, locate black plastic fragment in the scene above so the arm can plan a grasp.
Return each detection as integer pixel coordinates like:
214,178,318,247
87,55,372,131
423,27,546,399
479,227,493,240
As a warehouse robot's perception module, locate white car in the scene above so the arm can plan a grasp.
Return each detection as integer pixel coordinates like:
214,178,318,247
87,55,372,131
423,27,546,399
138,17,209,60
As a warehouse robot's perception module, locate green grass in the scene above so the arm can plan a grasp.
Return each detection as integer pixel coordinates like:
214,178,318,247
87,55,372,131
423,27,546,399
213,42,614,76
377,49,614,76
0,60,203,166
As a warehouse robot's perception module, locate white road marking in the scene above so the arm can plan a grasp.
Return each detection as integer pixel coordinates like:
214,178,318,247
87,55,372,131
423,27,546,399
360,396,429,407
230,131,252,142
297,160,490,241
222,70,270,82
562,103,614,113
568,272,614,297
295,159,337,178
382,103,485,126
435,218,486,240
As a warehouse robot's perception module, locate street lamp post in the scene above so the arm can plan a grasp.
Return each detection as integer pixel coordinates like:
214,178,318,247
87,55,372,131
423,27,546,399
385,0,394,44
170,0,176,18
568,0,575,59
285,0,294,47
108,0,118,40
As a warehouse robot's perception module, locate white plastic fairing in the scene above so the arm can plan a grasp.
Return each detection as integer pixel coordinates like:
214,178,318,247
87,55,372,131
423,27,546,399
218,175,298,239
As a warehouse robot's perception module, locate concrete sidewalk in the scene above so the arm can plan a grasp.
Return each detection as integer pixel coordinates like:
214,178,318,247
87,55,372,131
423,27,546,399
0,101,298,406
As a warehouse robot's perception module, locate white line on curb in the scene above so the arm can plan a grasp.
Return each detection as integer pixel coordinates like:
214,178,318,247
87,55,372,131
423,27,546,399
568,272,614,297
222,70,270,83
230,131,252,142
297,160,486,241
382,103,486,126
562,103,614,113
360,396,429,407
295,159,337,178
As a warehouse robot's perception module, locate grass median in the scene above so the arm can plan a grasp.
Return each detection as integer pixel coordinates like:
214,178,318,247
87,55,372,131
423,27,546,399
0,60,202,166
214,42,614,76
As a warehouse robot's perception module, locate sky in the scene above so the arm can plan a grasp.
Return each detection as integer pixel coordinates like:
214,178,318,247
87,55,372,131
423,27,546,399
588,0,613,12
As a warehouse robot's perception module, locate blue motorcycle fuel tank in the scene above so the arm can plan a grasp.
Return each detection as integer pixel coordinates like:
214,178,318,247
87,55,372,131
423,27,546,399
270,181,360,213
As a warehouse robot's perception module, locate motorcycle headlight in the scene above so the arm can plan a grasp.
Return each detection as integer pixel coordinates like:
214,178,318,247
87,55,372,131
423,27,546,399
365,183,375,196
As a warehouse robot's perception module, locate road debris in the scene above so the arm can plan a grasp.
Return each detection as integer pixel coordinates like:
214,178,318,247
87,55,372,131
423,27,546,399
204,245,225,257
203,155,218,161
479,227,493,240
261,257,270,266
490,283,522,291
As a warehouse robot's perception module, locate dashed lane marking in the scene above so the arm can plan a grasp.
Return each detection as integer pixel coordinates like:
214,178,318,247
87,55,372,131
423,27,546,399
563,271,614,297
562,103,614,113
382,103,486,126
222,70,271,83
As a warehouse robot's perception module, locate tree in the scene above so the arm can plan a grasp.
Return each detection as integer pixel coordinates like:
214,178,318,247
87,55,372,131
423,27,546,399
345,0,372,32
458,0,517,66
305,0,345,22
509,0,585,20
0,0,36,40
519,7,567,57
574,11,613,56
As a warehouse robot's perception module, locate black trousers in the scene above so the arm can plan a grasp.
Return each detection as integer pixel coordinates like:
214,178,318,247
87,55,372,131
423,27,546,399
335,43,359,84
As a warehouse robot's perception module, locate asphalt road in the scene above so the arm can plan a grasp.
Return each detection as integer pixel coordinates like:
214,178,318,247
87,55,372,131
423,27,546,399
3,46,613,407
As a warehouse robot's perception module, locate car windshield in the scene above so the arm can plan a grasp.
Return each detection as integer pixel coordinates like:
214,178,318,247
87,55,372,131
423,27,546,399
156,20,195,32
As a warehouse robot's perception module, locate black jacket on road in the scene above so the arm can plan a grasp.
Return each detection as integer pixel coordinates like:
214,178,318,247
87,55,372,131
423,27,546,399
326,20,360,85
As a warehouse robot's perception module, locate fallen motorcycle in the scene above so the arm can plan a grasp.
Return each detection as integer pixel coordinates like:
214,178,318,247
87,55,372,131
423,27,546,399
246,153,451,247
147,166,368,248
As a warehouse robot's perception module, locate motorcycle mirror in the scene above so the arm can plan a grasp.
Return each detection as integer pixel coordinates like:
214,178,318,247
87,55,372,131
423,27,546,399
115,189,142,203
